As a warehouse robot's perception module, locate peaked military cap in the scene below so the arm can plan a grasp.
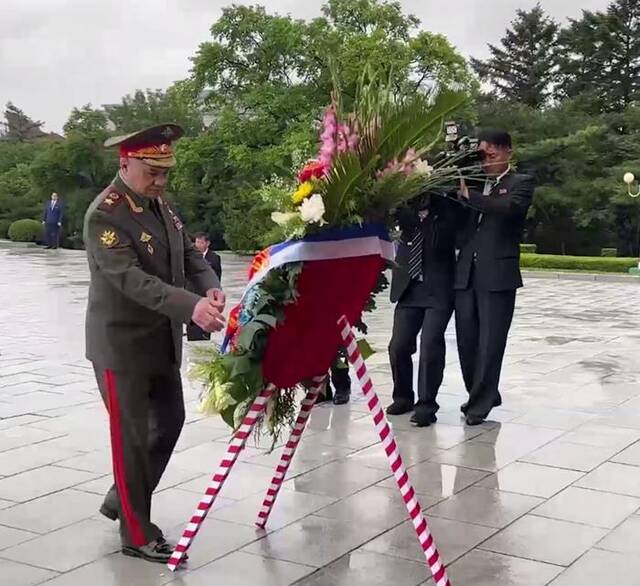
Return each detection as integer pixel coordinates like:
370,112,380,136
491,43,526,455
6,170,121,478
104,124,184,168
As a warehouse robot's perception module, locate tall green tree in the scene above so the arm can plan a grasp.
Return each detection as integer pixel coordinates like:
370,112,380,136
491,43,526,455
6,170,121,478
477,97,640,256
472,5,559,108
186,0,472,250
64,105,109,141
558,0,640,113
104,85,203,136
607,0,640,110
0,103,46,142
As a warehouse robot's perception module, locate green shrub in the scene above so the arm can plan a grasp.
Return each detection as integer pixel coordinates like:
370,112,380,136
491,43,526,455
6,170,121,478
601,248,618,257
8,219,42,243
520,243,537,254
0,219,11,239
521,253,637,273
62,232,85,250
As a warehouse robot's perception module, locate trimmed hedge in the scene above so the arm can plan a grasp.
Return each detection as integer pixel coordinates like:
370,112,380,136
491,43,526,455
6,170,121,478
8,219,42,243
520,243,537,254
521,253,637,273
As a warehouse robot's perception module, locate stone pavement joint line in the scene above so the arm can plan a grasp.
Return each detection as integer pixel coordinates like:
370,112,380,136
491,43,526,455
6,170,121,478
1,244,640,585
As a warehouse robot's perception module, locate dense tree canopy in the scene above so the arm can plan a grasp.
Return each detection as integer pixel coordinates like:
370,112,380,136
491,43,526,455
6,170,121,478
1,0,639,256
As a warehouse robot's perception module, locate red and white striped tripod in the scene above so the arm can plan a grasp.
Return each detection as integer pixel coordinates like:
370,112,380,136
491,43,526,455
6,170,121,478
167,316,451,586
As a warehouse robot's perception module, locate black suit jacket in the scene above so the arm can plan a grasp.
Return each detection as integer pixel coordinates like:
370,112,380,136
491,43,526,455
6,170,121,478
391,195,459,308
204,249,222,282
455,171,535,292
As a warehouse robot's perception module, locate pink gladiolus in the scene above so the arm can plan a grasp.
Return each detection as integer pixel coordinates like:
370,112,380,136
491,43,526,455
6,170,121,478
336,124,349,153
376,158,405,179
347,131,360,151
319,106,338,167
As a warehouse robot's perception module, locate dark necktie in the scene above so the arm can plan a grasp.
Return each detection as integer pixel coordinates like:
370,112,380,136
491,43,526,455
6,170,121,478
408,226,424,281
150,199,164,224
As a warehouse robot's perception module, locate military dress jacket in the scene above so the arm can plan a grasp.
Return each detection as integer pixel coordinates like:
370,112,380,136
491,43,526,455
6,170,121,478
83,175,219,373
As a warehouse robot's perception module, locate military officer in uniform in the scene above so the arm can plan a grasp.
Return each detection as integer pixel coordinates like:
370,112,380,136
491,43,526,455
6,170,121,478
83,124,225,563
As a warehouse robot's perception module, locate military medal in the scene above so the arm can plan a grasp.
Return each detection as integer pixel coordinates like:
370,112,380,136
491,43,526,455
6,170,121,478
100,229,118,248
140,232,154,255
167,207,183,231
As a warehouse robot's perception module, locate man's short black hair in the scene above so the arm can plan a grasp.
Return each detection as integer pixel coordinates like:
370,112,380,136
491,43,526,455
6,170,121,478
478,129,512,149
194,232,210,241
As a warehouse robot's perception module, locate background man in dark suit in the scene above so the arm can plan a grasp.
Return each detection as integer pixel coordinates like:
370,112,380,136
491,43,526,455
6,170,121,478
455,129,535,426
194,232,222,280
42,192,64,248
187,232,223,341
386,193,459,427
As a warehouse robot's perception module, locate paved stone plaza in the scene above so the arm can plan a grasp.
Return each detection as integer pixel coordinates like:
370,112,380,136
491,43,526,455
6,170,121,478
1,242,640,585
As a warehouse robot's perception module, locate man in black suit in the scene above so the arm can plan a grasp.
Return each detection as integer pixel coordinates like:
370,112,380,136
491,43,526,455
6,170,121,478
385,193,459,427
187,233,223,341
455,130,535,425
194,233,222,280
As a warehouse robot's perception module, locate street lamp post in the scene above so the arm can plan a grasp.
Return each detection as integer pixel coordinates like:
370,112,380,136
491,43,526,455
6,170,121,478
623,173,640,275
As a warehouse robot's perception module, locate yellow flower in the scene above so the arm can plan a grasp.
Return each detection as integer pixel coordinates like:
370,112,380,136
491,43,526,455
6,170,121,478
292,181,314,204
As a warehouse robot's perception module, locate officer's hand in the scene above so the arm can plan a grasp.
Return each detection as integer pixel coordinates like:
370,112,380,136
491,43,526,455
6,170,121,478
206,288,226,312
192,298,226,332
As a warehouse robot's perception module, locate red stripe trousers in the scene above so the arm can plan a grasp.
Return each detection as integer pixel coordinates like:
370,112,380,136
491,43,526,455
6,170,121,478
94,365,185,547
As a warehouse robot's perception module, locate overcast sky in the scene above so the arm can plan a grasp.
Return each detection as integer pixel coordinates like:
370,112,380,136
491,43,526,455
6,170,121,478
0,0,611,132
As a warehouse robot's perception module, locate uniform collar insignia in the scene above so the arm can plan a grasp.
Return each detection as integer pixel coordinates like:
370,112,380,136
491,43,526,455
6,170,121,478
140,232,152,243
125,194,144,213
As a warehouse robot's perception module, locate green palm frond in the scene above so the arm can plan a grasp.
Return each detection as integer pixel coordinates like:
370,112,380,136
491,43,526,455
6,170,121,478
321,151,365,223
367,171,421,212
374,91,466,164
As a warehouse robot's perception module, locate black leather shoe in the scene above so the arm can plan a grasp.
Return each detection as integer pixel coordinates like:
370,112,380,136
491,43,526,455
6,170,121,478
460,396,502,415
465,415,486,426
332,390,350,405
386,401,414,416
156,537,188,560
410,413,437,427
99,504,118,521
122,540,174,564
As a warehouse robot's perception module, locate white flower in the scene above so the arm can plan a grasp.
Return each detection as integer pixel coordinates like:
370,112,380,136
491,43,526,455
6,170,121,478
414,159,434,176
299,193,327,225
271,211,298,226
624,172,636,185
